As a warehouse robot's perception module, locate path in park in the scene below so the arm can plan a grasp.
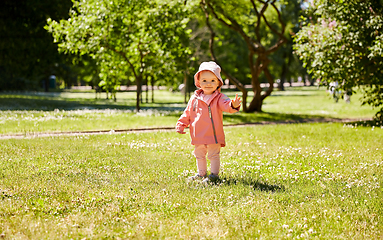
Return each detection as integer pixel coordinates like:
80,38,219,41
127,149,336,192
0,117,370,140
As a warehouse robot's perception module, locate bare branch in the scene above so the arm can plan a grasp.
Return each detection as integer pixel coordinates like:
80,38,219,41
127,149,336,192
261,66,274,101
265,2,286,38
271,2,285,28
202,0,260,52
250,0,259,16
266,38,286,54
252,0,268,41
200,0,288,112
204,2,234,30
249,53,262,94
205,17,245,90
201,1,247,111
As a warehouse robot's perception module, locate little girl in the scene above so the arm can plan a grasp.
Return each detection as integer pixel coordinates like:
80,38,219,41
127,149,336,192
176,61,242,182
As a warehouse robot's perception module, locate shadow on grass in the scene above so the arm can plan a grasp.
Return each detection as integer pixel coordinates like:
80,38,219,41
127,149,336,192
0,94,188,111
223,111,334,125
0,94,344,125
218,176,285,192
345,119,383,127
0,97,136,111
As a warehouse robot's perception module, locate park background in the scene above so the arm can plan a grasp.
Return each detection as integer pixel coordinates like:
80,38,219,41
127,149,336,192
1,0,383,239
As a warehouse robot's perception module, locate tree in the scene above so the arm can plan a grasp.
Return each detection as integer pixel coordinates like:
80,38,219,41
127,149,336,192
294,0,383,121
46,0,191,111
0,0,73,91
97,52,127,101
199,0,289,112
274,0,306,90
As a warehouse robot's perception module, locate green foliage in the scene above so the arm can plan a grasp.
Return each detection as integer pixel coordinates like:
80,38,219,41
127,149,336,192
294,0,383,120
199,0,301,112
46,0,192,109
0,0,73,90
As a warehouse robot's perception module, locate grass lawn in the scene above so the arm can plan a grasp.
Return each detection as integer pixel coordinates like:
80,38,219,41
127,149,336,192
0,87,382,238
0,87,379,135
0,123,382,239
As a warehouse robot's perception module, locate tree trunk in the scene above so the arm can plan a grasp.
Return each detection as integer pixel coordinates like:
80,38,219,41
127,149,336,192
136,75,142,111
246,53,266,112
200,0,286,114
241,90,248,112
44,79,49,92
263,66,274,98
151,76,155,103
247,94,263,112
247,88,263,112
145,76,149,103
278,52,288,91
278,75,285,91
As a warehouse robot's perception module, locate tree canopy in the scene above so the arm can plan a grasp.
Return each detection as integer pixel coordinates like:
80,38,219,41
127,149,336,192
198,0,300,112
294,0,383,120
46,0,191,111
0,0,72,90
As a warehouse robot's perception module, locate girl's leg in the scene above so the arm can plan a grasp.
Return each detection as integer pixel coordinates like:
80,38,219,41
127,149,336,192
207,144,221,175
193,144,208,176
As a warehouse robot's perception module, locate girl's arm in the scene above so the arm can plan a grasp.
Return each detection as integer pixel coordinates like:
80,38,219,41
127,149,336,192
219,93,241,113
176,97,194,134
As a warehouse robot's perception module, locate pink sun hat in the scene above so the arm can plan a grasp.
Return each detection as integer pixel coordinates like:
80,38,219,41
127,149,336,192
194,61,224,88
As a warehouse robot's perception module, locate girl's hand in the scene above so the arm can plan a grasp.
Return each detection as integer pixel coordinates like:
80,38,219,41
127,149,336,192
231,94,242,109
176,129,186,134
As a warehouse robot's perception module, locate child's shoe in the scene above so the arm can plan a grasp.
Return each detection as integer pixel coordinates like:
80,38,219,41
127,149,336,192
202,174,219,184
188,173,207,181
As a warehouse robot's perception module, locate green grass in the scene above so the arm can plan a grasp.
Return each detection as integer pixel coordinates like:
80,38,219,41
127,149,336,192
0,87,378,135
0,123,382,238
0,88,382,238
262,87,376,118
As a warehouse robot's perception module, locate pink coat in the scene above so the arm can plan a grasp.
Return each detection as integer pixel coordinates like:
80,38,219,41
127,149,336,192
176,89,239,147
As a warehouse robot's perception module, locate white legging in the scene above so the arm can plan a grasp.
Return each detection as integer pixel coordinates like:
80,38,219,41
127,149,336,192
193,144,221,176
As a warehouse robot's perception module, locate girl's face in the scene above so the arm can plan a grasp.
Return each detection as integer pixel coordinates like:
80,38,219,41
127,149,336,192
199,71,219,95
